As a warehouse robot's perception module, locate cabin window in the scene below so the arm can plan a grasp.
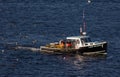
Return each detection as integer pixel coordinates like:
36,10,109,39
81,38,91,43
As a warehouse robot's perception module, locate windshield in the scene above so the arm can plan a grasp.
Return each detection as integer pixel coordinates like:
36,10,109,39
81,37,92,43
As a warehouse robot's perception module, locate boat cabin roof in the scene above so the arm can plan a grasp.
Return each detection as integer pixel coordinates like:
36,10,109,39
66,36,89,40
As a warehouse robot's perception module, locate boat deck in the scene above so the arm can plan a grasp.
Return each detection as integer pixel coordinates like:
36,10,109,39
40,46,79,54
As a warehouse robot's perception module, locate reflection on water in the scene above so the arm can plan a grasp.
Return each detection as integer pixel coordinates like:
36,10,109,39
59,54,107,70
73,54,84,66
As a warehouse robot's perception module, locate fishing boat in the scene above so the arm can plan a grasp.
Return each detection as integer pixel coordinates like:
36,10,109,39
40,31,107,55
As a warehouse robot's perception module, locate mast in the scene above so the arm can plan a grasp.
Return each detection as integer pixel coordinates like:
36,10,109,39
80,0,91,36
83,9,86,32
80,8,86,36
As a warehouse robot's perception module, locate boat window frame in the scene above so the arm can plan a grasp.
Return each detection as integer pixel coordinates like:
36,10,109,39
81,37,92,43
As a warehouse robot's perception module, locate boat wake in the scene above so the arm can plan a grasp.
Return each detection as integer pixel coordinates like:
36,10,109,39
1,42,40,52
15,46,40,51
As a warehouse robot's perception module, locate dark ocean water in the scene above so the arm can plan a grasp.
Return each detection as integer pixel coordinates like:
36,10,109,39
0,0,120,77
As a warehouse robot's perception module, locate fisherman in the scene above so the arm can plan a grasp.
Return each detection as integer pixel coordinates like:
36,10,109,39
66,41,72,48
59,40,65,48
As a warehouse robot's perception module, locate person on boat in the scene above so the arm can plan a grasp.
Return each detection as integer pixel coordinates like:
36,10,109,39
59,40,65,48
66,41,72,48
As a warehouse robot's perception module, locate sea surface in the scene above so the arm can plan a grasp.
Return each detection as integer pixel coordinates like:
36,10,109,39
0,0,120,77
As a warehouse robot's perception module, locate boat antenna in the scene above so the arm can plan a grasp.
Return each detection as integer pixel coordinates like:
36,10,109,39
80,0,91,36
80,27,83,35
81,9,87,36
83,9,86,32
